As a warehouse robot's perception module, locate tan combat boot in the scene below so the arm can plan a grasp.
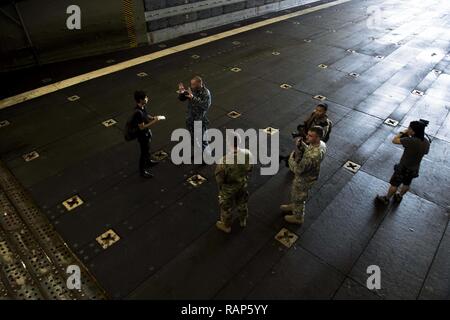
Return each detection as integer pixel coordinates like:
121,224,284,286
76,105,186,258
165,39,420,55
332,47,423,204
284,214,304,225
280,204,294,212
216,221,231,233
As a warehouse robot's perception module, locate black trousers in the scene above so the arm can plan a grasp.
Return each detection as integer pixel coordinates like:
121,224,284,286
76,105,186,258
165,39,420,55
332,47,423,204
138,136,151,174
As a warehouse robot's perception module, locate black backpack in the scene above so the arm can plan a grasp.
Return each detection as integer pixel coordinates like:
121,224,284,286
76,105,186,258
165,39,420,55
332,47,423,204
124,110,140,141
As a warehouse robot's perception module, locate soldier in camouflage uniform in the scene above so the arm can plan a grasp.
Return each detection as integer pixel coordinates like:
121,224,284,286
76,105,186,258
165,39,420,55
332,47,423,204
178,76,212,152
215,134,254,234
281,126,327,224
280,103,332,167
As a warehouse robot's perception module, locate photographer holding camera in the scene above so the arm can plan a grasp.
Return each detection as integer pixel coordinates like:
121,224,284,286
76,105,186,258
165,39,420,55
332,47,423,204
280,126,327,225
280,103,332,168
178,76,212,157
376,120,430,204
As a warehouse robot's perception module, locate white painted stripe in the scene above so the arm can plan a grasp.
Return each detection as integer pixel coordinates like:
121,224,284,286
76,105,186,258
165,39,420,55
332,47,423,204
0,0,351,110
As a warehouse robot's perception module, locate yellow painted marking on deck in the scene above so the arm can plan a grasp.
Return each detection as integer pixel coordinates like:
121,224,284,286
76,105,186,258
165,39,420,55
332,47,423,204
0,0,352,109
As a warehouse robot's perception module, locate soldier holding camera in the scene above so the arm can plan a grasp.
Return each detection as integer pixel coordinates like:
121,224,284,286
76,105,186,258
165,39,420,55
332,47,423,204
280,103,332,168
376,120,430,204
280,127,327,225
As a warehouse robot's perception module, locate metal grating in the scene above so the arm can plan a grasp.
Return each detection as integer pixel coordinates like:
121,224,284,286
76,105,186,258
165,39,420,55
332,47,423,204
0,161,107,300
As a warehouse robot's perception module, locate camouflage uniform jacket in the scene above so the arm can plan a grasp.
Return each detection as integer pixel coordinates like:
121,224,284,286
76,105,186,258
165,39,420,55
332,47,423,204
215,149,253,190
290,141,326,188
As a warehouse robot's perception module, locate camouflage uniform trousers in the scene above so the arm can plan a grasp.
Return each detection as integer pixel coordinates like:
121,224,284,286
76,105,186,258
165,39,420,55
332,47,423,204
218,184,249,227
290,178,314,217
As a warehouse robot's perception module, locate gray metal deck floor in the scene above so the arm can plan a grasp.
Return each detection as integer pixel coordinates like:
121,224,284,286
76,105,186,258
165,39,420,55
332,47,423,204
0,0,449,299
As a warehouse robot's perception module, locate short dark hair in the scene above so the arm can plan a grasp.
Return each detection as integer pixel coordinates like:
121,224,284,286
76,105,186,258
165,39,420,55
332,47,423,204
309,126,324,139
317,103,328,111
409,121,425,140
134,90,147,103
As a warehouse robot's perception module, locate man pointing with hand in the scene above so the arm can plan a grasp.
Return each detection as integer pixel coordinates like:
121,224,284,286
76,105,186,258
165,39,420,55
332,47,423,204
178,76,212,160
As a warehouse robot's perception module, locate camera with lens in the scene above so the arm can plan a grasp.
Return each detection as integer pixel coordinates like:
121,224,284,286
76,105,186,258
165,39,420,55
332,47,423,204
178,90,189,101
291,124,307,139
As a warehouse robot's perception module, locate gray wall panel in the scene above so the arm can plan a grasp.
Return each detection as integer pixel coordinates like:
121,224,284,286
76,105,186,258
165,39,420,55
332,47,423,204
146,0,322,43
1,0,148,70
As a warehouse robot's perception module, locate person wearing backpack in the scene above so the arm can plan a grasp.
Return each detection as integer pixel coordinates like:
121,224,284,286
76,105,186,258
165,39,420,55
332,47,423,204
126,90,164,179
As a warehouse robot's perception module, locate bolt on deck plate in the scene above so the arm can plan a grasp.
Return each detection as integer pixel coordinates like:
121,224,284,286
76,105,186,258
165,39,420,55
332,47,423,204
265,30,273,34
200,32,208,36
318,64,328,69
0,120,10,128
22,151,40,162
62,195,84,211
67,95,80,102
384,118,399,127
102,119,117,127
432,69,442,75
137,72,148,77
275,228,298,248
158,43,167,48
343,160,361,173
304,39,312,43
349,72,360,78
412,89,424,96
191,54,200,59
187,174,207,187
280,84,292,89
227,111,241,119
375,55,385,59
313,95,327,101
152,150,168,161
272,51,280,56
96,229,120,250
230,67,241,73
346,49,356,53
106,59,115,64
232,41,240,45
263,127,279,135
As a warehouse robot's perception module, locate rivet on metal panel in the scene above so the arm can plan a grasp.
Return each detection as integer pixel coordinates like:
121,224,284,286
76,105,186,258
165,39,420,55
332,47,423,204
62,196,84,211
227,111,241,119
0,120,10,128
67,95,80,102
275,228,298,248
151,150,168,161
102,119,117,127
263,127,279,135
280,84,292,89
96,229,120,250
22,151,40,162
343,160,361,173
186,174,207,187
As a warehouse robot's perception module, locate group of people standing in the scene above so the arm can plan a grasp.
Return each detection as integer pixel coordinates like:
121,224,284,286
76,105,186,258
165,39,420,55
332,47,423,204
127,75,430,234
